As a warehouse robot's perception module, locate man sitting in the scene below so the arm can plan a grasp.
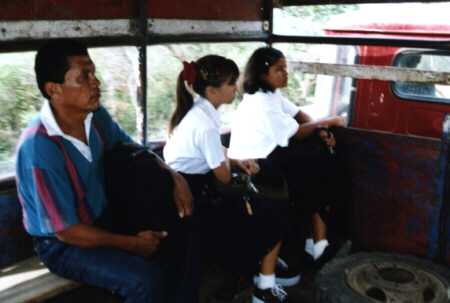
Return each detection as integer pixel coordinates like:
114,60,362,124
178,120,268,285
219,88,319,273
15,38,195,303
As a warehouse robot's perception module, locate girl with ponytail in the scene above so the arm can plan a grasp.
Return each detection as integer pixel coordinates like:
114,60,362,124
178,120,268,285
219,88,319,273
164,55,289,303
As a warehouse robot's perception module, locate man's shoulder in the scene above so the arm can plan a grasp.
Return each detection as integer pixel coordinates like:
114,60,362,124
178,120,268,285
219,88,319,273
92,105,111,123
17,119,65,169
18,117,49,146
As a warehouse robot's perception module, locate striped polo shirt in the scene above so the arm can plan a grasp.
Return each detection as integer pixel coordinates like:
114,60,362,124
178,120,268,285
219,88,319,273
15,104,132,237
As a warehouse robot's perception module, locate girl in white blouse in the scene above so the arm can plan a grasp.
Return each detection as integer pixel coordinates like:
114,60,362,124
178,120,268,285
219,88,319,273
228,47,345,267
164,55,290,303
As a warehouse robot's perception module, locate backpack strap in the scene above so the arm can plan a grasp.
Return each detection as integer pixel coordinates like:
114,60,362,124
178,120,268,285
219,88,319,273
38,124,92,224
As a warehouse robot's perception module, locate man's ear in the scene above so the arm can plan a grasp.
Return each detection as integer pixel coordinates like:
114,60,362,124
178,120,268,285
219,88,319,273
44,82,63,99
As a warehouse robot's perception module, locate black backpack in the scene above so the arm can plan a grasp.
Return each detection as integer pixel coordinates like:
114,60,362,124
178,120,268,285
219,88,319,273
103,142,178,235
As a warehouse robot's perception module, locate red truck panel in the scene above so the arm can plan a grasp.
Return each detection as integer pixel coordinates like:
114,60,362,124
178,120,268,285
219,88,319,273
0,0,263,21
339,128,442,258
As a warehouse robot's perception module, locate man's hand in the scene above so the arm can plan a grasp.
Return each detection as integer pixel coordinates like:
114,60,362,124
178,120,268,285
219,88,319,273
56,224,169,257
154,158,194,219
172,172,193,218
235,159,260,176
133,230,167,257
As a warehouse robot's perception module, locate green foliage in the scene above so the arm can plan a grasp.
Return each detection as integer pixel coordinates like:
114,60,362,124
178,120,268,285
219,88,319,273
0,63,42,160
90,47,139,138
0,65,41,129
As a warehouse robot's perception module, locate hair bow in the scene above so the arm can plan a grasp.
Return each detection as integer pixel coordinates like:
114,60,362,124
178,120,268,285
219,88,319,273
182,61,197,86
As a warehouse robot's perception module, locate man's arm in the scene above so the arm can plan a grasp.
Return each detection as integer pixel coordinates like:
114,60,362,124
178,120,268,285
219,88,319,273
168,169,194,218
294,110,313,124
57,224,167,257
152,155,193,218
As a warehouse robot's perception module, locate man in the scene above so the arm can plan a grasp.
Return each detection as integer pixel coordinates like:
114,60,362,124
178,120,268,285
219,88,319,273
16,39,194,303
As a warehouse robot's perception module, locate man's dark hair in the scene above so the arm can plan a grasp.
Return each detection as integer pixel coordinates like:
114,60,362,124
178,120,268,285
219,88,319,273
35,39,89,100
243,47,285,94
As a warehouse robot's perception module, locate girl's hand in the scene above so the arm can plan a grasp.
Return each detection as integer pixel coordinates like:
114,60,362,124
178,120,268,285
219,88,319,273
318,129,336,148
326,116,346,127
236,159,260,175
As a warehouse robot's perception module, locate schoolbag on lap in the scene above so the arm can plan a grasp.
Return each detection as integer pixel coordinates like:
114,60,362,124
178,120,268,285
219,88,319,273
103,142,178,235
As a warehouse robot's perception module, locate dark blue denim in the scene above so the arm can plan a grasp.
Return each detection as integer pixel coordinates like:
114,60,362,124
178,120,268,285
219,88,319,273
34,236,170,303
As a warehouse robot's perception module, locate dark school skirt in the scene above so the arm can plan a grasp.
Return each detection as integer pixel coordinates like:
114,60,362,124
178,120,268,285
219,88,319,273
258,136,343,220
181,172,288,276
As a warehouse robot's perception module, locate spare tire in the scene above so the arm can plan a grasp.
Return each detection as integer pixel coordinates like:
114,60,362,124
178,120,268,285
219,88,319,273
316,252,450,303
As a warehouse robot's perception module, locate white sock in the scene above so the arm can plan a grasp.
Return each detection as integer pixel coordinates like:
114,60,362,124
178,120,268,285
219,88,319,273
257,273,275,290
313,239,329,260
305,238,314,256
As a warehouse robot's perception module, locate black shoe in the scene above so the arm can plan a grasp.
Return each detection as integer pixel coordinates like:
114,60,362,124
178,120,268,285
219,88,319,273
314,242,340,269
313,245,334,270
252,285,288,303
254,258,301,287
315,240,352,269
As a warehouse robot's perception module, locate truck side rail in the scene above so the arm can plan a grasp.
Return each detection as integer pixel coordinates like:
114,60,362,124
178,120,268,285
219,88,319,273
290,61,450,84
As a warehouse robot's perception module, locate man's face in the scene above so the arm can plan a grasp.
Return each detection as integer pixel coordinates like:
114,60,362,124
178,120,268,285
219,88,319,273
59,55,101,113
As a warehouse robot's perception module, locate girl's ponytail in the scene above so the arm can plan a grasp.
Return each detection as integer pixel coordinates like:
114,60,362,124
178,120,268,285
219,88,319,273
169,62,197,133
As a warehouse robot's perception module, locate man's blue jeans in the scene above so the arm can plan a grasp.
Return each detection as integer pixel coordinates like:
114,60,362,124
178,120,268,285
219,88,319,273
34,236,170,303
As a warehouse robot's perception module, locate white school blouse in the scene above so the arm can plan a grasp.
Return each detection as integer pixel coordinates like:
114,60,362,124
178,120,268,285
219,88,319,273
228,90,300,160
163,97,225,174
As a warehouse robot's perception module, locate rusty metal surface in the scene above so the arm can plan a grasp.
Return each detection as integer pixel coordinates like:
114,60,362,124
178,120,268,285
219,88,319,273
337,127,442,258
0,188,33,268
0,0,263,21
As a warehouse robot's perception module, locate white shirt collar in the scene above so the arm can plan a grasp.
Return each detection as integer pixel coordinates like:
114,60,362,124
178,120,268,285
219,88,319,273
256,89,279,96
40,100,93,162
195,96,221,130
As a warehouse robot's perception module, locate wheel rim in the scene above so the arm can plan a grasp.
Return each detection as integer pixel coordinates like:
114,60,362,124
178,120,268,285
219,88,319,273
346,261,449,303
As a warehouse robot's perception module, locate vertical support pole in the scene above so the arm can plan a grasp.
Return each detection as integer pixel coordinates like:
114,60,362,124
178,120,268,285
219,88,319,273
436,114,450,263
137,0,148,145
262,0,274,46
